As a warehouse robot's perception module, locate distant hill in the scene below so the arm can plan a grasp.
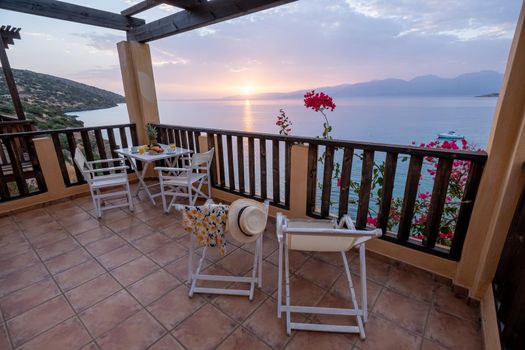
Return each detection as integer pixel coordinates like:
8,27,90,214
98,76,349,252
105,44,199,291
0,69,125,129
229,71,503,100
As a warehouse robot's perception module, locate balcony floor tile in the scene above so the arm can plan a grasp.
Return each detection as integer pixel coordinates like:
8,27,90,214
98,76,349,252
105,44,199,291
0,195,482,349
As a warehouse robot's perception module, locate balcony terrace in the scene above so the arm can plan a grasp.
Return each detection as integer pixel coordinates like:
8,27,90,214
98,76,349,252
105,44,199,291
0,189,481,350
0,0,525,349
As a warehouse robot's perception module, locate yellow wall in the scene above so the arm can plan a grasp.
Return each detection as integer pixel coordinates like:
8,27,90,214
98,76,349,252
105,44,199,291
455,1,525,299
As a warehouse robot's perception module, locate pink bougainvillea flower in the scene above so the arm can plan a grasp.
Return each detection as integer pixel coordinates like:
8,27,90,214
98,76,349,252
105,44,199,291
366,216,378,227
418,192,431,200
304,90,336,112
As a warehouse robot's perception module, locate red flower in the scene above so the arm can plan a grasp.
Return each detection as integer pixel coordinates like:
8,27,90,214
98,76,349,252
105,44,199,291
366,216,378,227
337,178,341,188
418,192,431,200
304,90,336,112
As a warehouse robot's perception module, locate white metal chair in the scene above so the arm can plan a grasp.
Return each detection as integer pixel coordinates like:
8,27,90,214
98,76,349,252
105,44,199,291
276,213,382,339
176,199,269,300
74,147,134,218
155,148,214,213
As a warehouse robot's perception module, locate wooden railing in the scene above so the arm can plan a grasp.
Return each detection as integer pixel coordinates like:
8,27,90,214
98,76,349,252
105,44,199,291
0,124,138,201
304,138,486,260
154,124,292,209
0,132,46,202
154,124,486,260
0,120,35,134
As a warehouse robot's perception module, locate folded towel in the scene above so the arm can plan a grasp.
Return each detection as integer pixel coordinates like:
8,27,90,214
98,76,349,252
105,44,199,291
175,203,229,256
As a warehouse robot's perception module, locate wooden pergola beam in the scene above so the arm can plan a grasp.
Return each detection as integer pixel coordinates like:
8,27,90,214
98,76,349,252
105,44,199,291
127,0,297,42
0,0,145,31
0,26,25,120
121,0,161,17
160,0,205,10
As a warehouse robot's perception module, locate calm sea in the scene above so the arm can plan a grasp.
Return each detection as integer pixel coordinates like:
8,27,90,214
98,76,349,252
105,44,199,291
73,96,497,148
72,96,497,215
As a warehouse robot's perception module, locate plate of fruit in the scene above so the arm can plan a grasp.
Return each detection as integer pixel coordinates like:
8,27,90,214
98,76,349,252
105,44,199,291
148,145,164,155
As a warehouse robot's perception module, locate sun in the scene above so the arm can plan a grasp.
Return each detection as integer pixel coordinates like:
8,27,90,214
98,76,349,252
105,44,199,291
240,84,256,96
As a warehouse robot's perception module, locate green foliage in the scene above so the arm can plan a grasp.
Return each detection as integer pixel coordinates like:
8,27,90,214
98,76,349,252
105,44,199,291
0,69,125,130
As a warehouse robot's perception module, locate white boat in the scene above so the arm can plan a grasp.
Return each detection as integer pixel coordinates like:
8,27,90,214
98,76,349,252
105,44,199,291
437,131,464,140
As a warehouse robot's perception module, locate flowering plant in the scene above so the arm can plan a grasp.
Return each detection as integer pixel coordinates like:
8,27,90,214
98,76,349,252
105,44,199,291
275,109,293,136
358,139,484,247
304,90,336,139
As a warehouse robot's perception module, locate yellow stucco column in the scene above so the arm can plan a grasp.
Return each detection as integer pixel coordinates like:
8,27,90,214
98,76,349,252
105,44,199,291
455,2,525,298
117,40,160,145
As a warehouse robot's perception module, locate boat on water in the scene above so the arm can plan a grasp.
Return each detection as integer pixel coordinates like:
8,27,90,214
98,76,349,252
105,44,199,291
437,131,464,140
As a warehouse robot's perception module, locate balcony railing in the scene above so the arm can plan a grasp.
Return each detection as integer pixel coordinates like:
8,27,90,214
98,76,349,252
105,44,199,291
0,122,487,262
154,124,487,261
0,123,137,202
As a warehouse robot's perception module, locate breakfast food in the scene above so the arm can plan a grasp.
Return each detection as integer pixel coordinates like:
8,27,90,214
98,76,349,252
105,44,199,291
148,145,164,154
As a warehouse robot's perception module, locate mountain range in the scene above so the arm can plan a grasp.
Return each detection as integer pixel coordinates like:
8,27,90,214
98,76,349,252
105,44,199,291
231,71,503,100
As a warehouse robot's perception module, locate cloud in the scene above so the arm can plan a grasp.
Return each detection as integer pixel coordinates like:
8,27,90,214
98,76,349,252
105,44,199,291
73,32,125,52
344,0,518,40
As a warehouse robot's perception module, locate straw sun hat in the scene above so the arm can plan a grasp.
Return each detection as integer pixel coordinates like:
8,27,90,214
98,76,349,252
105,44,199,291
228,199,268,244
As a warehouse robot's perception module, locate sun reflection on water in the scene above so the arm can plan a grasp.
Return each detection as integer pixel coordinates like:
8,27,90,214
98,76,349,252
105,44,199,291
243,99,254,132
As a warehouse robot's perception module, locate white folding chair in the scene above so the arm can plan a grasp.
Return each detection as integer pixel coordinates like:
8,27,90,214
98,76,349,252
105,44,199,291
155,148,214,213
178,200,268,300
74,147,134,218
276,213,382,339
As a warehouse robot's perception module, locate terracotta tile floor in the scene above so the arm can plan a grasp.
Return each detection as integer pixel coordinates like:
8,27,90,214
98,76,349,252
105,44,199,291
0,192,482,350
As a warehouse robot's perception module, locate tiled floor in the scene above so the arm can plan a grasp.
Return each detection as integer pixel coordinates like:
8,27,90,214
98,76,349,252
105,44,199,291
0,191,482,350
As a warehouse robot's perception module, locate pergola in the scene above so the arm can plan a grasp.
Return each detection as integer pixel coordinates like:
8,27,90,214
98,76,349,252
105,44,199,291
0,0,296,42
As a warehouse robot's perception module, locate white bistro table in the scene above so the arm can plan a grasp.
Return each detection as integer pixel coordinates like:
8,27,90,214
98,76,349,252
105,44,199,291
116,144,192,205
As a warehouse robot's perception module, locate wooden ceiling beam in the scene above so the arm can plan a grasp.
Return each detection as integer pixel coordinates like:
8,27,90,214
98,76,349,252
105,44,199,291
0,0,145,31
127,0,296,42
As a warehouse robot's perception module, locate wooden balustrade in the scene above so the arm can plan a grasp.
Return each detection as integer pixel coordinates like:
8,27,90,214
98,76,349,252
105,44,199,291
154,124,292,209
1,121,487,261
154,124,486,260
0,132,46,202
0,124,138,199
305,139,487,261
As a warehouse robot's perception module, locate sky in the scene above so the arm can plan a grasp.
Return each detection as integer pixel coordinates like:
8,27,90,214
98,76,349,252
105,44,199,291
0,0,523,99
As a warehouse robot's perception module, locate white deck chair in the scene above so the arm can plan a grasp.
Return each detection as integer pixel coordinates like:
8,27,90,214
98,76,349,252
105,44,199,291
176,200,268,300
276,213,382,339
155,148,214,213
74,147,134,218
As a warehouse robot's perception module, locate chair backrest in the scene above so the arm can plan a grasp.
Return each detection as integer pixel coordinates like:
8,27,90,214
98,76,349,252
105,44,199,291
74,147,91,181
277,214,381,252
190,148,215,170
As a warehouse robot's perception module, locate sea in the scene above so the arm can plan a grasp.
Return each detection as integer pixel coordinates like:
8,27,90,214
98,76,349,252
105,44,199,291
72,96,497,148
70,96,497,216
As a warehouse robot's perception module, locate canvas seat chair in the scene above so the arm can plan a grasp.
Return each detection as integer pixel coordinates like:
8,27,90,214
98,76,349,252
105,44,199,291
155,148,214,212
276,213,382,339
74,147,133,218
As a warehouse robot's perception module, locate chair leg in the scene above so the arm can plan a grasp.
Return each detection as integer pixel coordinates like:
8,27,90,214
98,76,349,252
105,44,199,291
284,242,292,335
277,239,283,318
249,241,259,301
258,236,263,287
359,244,368,323
188,183,194,205
126,182,134,212
341,251,365,340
